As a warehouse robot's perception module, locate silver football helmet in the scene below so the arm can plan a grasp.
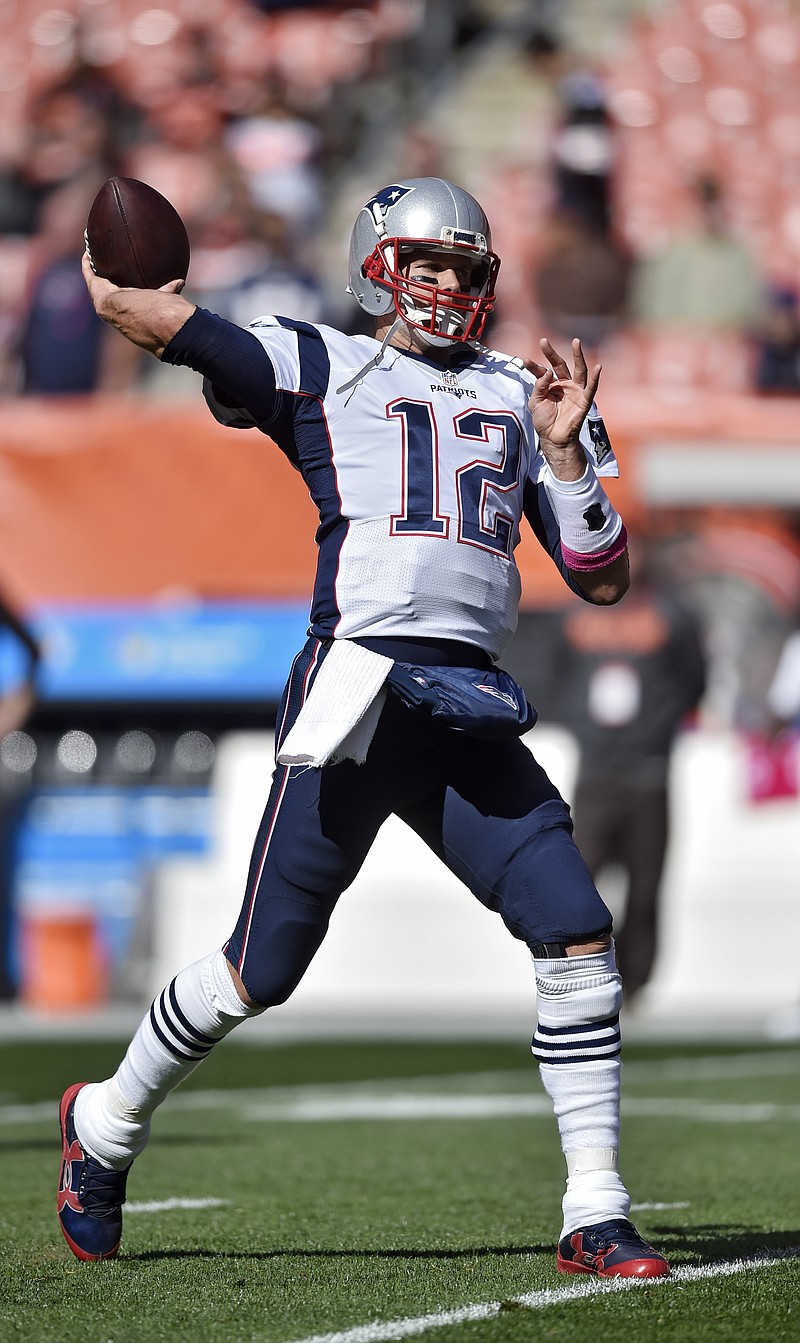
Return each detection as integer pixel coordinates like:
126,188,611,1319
347,178,500,345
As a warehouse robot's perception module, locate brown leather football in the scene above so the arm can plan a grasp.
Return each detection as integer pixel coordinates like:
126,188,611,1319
85,177,190,289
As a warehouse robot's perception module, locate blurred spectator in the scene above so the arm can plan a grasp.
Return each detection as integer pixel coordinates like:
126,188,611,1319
760,618,800,1039
123,83,230,238
761,615,800,742
552,67,616,234
189,204,326,329
755,287,800,395
0,76,135,393
19,180,141,395
223,82,324,242
0,82,115,237
550,541,707,1006
0,590,41,999
533,206,631,356
631,175,765,330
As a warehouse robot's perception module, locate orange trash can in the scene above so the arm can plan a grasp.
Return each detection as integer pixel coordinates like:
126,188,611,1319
19,909,108,1013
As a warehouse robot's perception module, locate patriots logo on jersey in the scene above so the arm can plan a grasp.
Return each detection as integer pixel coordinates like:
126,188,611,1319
587,416,612,466
363,184,415,218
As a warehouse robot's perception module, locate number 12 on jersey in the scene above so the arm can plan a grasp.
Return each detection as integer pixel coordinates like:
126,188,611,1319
387,399,522,558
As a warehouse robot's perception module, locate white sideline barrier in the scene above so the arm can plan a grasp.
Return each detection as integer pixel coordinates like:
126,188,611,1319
148,727,800,1037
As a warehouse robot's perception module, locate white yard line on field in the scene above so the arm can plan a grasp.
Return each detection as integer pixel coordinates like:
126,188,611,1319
281,1248,800,1343
624,1050,800,1082
3,1090,800,1127
630,1201,690,1211
2,1050,798,1129
235,1094,800,1123
126,1197,230,1214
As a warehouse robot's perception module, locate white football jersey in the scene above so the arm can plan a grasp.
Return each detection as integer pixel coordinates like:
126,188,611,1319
204,319,611,661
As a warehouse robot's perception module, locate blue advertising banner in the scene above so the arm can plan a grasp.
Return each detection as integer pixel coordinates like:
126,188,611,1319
10,785,215,994
0,599,310,701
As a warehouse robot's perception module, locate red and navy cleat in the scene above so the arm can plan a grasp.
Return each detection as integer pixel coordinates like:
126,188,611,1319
57,1082,130,1262
557,1218,670,1278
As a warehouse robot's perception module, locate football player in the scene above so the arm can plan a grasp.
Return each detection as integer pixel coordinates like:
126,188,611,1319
59,177,669,1280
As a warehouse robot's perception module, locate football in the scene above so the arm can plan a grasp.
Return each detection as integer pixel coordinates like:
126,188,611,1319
85,177,191,290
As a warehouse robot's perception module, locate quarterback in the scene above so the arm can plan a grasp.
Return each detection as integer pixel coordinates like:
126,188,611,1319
58,177,669,1279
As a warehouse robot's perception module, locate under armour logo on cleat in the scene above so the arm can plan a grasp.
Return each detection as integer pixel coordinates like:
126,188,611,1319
57,1142,85,1215
570,1232,617,1270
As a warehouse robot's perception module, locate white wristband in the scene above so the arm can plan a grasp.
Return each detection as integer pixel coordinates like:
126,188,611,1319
543,465,626,571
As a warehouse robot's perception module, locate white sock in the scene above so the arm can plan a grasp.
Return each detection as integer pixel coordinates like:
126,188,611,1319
75,949,261,1170
561,1151,631,1237
533,946,631,1236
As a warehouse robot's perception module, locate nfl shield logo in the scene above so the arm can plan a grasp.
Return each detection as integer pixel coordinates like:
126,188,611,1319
443,369,459,386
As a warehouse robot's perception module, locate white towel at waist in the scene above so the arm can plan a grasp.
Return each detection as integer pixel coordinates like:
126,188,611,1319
277,639,393,768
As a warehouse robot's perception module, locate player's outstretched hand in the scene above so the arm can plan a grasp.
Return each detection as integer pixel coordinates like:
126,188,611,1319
525,337,601,481
81,251,192,357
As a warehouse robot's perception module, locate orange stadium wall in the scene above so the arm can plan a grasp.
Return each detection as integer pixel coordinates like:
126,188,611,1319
0,389,798,612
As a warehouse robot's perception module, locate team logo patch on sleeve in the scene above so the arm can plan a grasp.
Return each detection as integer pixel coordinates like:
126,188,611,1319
587,416,612,466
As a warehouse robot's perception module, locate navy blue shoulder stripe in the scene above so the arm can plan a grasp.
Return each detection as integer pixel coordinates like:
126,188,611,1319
274,318,331,399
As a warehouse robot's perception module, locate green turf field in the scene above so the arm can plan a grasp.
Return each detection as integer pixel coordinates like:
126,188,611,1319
1,1036,798,1342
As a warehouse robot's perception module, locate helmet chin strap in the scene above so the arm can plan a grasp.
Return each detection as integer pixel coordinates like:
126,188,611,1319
413,325,464,349
400,291,473,346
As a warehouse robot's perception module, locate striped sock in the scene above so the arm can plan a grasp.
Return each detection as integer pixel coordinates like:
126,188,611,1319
532,947,631,1236
74,949,261,1169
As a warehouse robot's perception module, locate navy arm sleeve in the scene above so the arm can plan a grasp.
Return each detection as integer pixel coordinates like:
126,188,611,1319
162,308,279,424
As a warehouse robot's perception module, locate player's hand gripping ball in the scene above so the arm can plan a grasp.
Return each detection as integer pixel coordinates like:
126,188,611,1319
85,177,190,289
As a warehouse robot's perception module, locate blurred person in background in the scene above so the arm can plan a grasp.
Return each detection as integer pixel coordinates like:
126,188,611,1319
551,66,616,236
532,206,631,361
763,620,800,740
19,179,141,395
0,79,128,393
189,202,326,330
755,286,800,395
759,617,800,1040
0,591,41,999
631,175,765,332
550,538,707,1007
222,81,324,245
0,81,117,237
61,176,672,1281
122,83,230,240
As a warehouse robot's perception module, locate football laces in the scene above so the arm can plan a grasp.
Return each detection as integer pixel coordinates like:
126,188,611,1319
83,227,97,273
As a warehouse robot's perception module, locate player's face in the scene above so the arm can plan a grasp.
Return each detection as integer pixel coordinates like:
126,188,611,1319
403,249,484,297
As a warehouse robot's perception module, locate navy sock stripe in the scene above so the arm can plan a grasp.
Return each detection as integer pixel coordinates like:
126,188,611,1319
535,1014,620,1037
534,1046,622,1064
532,1008,622,1064
148,1003,200,1062
532,1026,621,1047
153,991,214,1060
167,979,220,1047
533,1030,621,1047
532,1040,622,1058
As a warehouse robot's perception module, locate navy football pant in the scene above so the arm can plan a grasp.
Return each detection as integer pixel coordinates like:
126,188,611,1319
225,639,612,1008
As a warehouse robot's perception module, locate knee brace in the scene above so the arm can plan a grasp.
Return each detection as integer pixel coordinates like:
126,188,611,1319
531,945,622,1065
